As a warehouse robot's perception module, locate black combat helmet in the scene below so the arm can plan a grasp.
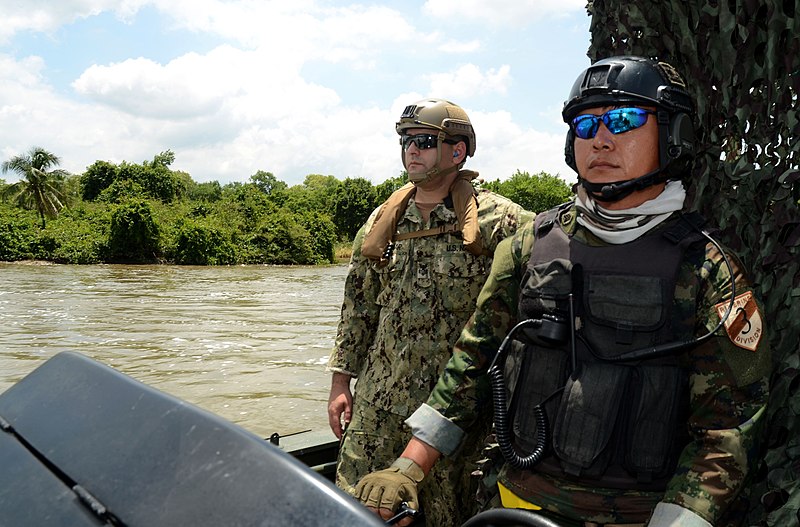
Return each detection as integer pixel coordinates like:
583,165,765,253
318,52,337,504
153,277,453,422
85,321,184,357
562,56,696,200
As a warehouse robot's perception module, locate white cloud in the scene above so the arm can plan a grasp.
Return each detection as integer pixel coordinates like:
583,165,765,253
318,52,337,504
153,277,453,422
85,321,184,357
0,0,150,42
0,53,154,176
155,1,414,67
188,103,402,184
313,5,415,62
438,39,481,54
426,64,511,99
469,109,576,184
0,1,589,186
71,44,340,120
73,56,220,119
157,0,317,44
422,0,585,26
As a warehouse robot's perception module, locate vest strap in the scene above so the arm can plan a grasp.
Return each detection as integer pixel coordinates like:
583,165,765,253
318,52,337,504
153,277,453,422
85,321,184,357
663,211,706,244
361,170,483,263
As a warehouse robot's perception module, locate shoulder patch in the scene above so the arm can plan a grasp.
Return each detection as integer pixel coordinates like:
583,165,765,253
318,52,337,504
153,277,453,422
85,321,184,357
715,291,763,352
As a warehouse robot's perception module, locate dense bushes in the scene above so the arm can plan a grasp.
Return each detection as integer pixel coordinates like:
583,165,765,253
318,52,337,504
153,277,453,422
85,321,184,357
248,212,315,264
1,162,574,265
107,199,160,262
38,208,109,264
171,220,235,265
482,170,574,213
298,211,337,264
81,151,186,202
0,204,39,261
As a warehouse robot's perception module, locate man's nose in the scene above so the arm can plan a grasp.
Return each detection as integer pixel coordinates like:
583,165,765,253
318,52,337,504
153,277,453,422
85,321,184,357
405,141,421,154
592,122,615,148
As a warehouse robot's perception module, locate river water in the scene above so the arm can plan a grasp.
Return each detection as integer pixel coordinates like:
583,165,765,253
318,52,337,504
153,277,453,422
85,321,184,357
0,261,348,440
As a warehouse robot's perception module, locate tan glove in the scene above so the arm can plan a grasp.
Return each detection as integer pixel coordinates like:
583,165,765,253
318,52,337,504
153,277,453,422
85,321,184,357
354,458,424,513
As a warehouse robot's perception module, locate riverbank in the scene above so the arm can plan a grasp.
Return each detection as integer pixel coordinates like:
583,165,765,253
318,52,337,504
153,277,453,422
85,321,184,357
2,240,355,267
334,241,352,262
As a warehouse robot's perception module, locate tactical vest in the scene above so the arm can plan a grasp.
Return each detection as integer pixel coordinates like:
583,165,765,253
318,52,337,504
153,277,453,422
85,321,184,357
505,205,707,491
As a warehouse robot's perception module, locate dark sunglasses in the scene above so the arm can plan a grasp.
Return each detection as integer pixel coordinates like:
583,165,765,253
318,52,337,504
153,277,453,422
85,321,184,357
400,133,458,151
400,133,438,151
571,107,656,139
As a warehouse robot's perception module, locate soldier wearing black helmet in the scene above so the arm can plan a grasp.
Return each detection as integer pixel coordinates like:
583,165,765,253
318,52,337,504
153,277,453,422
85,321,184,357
326,98,532,527
353,57,770,527
562,56,695,204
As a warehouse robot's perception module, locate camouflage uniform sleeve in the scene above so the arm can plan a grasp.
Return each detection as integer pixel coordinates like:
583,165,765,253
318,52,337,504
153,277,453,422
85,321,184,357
405,225,536,455
660,242,771,524
482,193,535,253
325,216,382,378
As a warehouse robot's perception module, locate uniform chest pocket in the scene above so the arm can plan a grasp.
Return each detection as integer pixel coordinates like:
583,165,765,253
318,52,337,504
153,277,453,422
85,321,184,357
433,249,489,312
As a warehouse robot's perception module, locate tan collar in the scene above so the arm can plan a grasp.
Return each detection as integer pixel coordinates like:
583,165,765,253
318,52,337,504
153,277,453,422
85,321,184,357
361,170,484,263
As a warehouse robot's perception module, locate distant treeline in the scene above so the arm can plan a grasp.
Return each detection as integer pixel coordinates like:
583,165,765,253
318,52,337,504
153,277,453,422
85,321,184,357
1,149,573,265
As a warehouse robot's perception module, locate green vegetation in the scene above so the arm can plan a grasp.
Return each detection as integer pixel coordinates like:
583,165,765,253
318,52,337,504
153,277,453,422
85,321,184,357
0,150,572,265
2,147,69,228
483,170,574,213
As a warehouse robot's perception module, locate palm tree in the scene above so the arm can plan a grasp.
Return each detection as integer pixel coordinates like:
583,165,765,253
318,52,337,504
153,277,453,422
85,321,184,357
2,147,69,228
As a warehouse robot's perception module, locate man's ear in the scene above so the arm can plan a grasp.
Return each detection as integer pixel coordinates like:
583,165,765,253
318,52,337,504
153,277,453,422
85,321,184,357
454,140,467,160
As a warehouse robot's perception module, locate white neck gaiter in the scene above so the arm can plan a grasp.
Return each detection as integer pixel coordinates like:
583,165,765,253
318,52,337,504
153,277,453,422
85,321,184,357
575,181,687,244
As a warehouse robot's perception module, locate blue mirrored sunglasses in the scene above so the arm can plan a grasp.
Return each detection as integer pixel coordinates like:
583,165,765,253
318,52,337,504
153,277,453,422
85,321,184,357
571,107,656,139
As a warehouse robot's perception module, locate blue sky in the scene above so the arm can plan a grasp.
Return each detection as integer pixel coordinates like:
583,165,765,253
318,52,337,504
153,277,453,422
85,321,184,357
0,1,591,187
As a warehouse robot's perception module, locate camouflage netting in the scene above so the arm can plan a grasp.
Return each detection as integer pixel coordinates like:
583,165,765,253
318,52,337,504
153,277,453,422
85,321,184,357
585,1,800,525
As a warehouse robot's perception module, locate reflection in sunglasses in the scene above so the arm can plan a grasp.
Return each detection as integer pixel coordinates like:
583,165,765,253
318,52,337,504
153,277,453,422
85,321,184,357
571,107,655,139
400,133,439,150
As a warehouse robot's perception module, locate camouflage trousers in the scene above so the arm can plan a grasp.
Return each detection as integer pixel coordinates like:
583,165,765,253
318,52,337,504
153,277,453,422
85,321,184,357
335,400,485,527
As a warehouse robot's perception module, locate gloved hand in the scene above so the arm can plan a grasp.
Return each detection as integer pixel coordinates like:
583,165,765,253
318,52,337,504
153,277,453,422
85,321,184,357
354,458,424,516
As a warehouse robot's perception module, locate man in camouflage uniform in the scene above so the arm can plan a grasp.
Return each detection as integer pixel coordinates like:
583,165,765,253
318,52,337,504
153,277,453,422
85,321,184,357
326,98,533,527
353,57,770,527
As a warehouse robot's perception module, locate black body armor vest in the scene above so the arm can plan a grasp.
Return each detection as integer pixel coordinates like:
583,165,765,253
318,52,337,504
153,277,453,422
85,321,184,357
506,206,707,490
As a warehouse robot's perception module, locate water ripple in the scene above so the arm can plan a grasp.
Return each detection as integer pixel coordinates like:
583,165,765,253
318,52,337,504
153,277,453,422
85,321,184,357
0,262,348,438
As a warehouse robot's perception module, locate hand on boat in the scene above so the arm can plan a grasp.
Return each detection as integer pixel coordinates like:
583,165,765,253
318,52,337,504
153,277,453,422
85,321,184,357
354,458,423,526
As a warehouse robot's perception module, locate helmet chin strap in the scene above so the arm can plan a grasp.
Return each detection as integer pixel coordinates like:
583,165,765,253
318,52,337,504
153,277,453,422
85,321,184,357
410,164,459,186
579,168,666,202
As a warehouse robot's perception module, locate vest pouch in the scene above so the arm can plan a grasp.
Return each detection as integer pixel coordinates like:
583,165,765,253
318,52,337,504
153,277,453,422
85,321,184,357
518,258,573,346
552,362,630,477
509,344,569,455
581,273,669,358
625,365,684,481
503,340,525,410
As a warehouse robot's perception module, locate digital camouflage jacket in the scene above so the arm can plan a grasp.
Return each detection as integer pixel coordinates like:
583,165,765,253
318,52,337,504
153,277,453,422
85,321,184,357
327,189,533,417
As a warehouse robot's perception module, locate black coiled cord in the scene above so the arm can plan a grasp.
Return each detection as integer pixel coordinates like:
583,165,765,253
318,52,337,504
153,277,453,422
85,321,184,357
487,319,550,470
489,364,548,469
